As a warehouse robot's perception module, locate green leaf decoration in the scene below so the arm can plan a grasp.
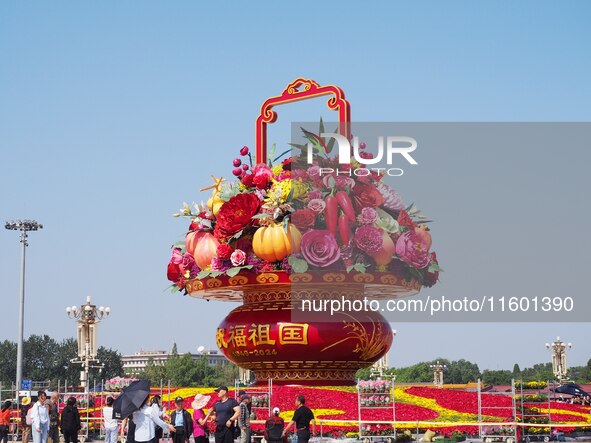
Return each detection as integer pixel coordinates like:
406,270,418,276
327,175,336,189
428,262,443,273
273,148,292,164
268,143,276,166
288,256,309,273
226,267,241,277
252,213,273,220
325,128,339,154
197,269,211,279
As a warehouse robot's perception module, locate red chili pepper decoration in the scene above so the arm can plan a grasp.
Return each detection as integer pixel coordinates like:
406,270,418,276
325,195,338,236
335,190,356,222
338,214,350,244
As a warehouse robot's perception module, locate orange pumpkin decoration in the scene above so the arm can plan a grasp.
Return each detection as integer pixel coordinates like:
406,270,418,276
192,231,220,269
252,222,301,262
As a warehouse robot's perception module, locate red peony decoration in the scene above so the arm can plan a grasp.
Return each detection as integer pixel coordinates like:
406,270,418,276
213,193,261,240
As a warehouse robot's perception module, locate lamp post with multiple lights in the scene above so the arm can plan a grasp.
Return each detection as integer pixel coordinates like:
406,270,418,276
4,219,43,394
430,361,447,388
545,337,572,383
66,296,110,390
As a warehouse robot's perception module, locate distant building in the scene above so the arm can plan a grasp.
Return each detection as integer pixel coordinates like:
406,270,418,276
122,349,229,375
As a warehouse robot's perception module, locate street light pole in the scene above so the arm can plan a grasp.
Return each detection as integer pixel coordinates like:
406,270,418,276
545,337,572,383
5,219,43,394
430,361,447,388
66,296,110,390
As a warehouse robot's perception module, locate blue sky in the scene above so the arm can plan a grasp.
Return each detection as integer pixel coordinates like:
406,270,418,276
1,1,590,372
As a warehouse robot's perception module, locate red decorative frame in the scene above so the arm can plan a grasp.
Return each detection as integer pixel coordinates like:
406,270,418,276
255,78,351,164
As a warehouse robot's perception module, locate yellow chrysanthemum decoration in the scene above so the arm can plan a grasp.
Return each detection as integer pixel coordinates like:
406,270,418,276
272,165,284,176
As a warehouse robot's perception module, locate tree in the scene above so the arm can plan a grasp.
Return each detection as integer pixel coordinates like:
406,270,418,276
521,363,553,382
355,367,372,381
0,340,17,385
482,370,513,385
513,363,521,375
0,335,123,387
447,359,481,384
95,346,123,380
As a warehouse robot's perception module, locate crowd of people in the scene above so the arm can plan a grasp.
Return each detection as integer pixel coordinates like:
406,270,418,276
117,386,316,443
0,385,315,443
0,391,82,443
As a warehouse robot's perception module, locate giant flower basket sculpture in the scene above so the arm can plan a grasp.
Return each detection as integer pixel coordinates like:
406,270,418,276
167,79,440,385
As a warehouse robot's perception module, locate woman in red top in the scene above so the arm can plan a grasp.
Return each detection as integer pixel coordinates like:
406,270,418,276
190,394,211,443
0,400,12,443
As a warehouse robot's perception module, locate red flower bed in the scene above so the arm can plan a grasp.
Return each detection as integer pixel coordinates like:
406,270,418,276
407,387,513,417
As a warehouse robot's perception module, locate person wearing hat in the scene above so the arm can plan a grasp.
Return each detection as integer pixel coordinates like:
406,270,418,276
170,397,193,443
236,391,252,416
282,396,315,443
237,394,251,443
20,397,32,443
211,386,239,443
264,408,285,443
190,394,211,443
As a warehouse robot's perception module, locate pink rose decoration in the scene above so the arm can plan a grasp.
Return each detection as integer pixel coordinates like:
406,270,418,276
307,165,321,178
395,231,430,269
354,225,384,253
230,249,247,266
358,207,378,225
251,164,273,189
171,247,183,264
301,230,341,267
307,198,326,214
307,189,322,200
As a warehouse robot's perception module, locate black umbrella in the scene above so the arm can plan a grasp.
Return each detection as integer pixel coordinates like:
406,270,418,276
554,382,590,397
112,380,151,419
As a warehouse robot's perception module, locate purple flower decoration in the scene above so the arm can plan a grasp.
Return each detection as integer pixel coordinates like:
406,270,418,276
211,257,231,272
354,225,384,253
182,253,200,278
376,182,404,211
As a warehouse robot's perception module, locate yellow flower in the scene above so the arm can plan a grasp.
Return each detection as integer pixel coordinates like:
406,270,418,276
272,165,284,176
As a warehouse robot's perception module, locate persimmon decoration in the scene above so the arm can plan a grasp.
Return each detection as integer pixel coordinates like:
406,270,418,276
192,231,220,269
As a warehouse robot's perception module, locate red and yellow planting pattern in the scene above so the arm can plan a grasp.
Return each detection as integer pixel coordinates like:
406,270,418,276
80,385,591,437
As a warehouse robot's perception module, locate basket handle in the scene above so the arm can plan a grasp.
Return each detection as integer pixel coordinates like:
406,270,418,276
255,78,351,164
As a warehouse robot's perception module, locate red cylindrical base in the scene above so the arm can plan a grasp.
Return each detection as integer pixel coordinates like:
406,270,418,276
215,284,393,386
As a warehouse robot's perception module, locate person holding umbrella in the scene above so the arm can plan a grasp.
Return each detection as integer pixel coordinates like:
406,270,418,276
132,395,175,443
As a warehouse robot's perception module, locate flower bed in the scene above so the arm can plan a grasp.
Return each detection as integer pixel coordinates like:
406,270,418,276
66,385,591,437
